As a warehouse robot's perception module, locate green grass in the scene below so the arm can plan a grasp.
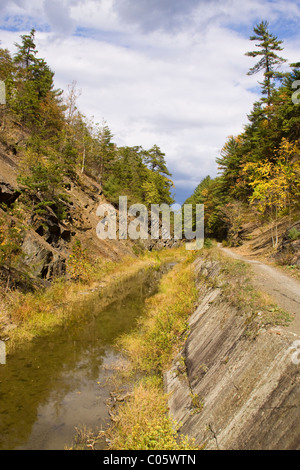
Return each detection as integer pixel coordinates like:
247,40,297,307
104,250,201,450
117,253,198,374
106,380,200,450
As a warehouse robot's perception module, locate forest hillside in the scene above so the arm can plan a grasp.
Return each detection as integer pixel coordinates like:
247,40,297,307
185,21,300,268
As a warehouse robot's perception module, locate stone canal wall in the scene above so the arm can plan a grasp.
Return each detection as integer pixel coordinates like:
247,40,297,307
164,257,300,450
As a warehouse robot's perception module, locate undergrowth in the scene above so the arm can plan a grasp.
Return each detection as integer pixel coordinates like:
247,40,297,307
105,380,200,450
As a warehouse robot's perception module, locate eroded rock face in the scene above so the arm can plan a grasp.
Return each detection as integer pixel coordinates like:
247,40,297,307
0,147,135,287
0,179,20,207
21,232,65,280
275,221,300,267
164,258,300,450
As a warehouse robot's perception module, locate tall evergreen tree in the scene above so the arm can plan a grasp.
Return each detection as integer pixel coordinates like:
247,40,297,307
143,145,172,177
245,21,286,108
12,28,59,131
96,123,117,183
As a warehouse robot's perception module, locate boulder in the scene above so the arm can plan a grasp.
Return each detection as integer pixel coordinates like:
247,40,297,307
0,179,20,207
21,231,65,280
274,221,300,267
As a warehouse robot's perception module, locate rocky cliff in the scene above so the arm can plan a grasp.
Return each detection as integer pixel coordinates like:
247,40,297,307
0,139,133,289
165,257,300,450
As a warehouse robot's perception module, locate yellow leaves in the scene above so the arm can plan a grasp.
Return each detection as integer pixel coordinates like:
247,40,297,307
242,138,300,216
278,138,300,162
66,240,95,283
261,119,269,128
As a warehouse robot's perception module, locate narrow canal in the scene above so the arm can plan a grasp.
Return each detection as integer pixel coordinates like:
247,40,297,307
0,264,171,450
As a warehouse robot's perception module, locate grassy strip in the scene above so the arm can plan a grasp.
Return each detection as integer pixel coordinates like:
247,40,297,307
105,379,199,450
104,251,201,450
2,246,187,353
118,254,198,374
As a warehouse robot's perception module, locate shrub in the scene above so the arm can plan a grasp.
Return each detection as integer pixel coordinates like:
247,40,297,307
288,227,300,241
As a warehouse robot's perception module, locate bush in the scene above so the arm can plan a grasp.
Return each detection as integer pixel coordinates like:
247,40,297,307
288,227,300,241
106,382,199,450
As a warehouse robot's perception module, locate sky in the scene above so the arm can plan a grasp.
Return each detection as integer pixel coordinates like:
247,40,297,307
0,0,300,204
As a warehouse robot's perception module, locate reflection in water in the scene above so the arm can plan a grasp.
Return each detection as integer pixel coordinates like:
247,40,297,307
0,266,168,450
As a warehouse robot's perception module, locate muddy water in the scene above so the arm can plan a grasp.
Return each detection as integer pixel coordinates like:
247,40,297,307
0,265,171,450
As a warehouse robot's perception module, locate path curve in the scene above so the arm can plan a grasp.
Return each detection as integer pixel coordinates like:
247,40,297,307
218,245,300,337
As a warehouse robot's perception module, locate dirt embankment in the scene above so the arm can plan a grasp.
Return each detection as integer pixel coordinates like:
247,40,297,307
165,256,300,450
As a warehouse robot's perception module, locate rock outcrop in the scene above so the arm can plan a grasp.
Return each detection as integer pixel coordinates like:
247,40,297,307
0,178,20,207
21,231,66,280
0,142,134,286
274,221,300,267
165,257,300,450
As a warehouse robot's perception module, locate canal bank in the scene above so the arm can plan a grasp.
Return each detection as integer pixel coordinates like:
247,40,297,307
0,254,179,450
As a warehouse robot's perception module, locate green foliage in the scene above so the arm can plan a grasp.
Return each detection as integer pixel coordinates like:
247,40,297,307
10,28,63,134
0,213,24,271
186,22,300,243
66,240,95,283
288,227,300,241
245,20,287,106
17,150,67,220
101,144,174,207
0,29,175,241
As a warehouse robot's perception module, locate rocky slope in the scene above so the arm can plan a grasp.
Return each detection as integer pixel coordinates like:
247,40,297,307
231,214,300,267
165,256,300,450
0,139,134,290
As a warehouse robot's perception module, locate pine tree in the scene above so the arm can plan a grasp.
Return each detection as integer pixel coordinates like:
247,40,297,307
143,145,172,177
96,123,117,183
14,28,37,69
245,21,286,108
12,28,59,130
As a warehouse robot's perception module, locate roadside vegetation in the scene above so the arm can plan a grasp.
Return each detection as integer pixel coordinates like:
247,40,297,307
199,247,293,334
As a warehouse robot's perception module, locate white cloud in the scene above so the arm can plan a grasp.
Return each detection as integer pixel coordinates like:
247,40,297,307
0,0,300,202
43,0,75,35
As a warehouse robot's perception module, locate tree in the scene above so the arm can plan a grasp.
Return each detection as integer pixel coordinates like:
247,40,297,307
0,211,24,289
17,149,66,220
12,28,61,133
270,62,300,142
143,145,172,177
0,47,15,130
216,136,244,196
185,176,213,205
245,21,286,108
14,28,37,69
184,176,229,240
96,123,117,183
242,139,300,247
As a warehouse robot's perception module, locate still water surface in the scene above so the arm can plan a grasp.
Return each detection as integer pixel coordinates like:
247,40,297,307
0,266,169,450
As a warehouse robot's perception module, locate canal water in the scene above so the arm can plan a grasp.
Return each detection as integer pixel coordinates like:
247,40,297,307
0,265,171,450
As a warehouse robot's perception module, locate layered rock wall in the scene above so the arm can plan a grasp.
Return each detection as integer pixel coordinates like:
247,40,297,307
165,258,300,450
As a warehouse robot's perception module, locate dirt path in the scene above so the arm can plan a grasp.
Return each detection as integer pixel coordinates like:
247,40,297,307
218,245,300,337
